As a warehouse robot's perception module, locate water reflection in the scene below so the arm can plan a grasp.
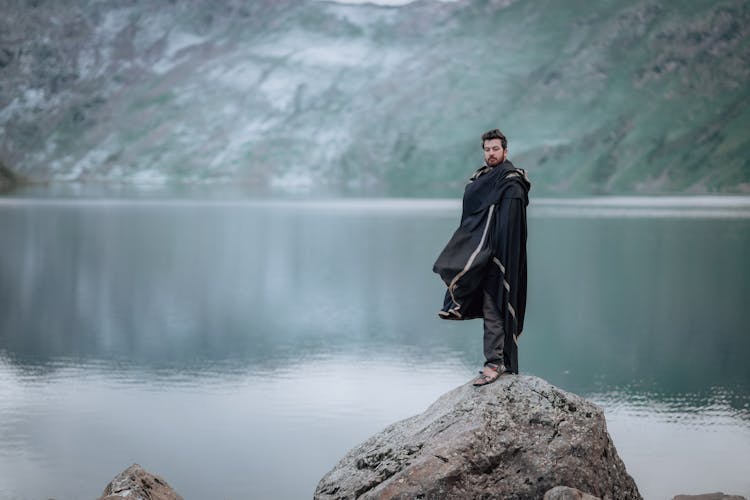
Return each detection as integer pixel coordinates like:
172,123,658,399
0,351,470,500
1,197,749,499
1,352,748,500
0,200,459,366
599,393,750,499
526,215,750,394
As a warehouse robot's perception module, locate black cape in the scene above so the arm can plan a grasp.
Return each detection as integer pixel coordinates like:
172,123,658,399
433,160,531,336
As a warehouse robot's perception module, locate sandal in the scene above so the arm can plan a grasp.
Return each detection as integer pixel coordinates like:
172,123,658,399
472,363,502,386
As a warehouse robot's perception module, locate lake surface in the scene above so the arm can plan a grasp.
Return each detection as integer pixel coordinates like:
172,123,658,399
1,195,749,499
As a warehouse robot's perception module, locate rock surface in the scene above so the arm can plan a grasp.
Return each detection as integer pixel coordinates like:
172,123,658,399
98,463,183,500
545,485,602,500
315,375,641,500
672,494,747,500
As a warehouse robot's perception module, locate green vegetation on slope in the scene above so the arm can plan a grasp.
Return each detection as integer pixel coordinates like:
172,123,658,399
0,0,748,195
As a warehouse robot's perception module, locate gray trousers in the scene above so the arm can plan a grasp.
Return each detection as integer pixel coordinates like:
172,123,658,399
482,278,520,374
482,287,506,370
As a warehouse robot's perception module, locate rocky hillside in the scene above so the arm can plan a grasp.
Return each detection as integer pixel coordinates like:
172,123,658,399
1,0,748,195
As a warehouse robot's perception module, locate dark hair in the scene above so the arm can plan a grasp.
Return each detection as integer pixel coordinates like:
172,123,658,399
481,129,507,150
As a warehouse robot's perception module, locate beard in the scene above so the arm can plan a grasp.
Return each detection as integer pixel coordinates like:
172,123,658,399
486,155,503,166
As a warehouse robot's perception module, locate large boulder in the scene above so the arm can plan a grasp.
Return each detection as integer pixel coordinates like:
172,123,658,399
315,375,641,500
98,464,183,500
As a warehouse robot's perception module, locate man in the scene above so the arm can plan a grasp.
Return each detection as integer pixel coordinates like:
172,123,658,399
433,129,530,386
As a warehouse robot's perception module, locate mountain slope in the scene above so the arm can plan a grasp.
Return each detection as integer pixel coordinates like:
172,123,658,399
1,0,748,195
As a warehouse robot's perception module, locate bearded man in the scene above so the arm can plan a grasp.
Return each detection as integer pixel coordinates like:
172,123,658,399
433,128,531,386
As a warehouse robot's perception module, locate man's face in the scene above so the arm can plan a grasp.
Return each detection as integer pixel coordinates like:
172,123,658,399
483,138,506,167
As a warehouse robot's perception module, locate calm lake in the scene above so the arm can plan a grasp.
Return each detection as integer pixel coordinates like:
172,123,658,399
1,194,749,499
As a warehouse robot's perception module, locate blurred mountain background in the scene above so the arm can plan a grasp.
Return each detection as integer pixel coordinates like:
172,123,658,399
0,0,748,196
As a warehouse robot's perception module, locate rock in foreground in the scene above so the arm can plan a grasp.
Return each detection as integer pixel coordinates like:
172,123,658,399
315,375,641,500
98,464,183,500
544,485,603,500
672,494,747,500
